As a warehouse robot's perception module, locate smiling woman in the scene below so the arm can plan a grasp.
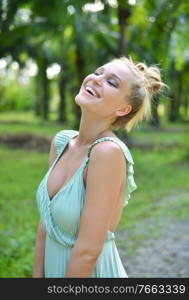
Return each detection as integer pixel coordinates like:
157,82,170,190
32,56,165,278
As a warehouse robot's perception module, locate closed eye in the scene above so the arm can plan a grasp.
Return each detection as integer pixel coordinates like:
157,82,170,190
94,71,118,88
107,80,117,88
94,71,101,76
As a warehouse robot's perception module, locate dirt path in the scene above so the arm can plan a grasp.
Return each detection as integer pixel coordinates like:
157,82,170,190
117,190,189,278
122,217,189,278
117,189,189,278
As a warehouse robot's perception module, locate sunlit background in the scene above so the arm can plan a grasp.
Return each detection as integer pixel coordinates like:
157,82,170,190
0,0,189,278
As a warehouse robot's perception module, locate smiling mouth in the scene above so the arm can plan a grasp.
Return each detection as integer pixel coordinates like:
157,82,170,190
84,86,101,98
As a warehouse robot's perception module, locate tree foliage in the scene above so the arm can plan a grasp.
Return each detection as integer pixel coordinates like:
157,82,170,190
0,0,188,126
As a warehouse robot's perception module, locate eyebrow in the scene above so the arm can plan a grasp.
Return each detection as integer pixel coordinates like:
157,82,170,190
95,67,122,84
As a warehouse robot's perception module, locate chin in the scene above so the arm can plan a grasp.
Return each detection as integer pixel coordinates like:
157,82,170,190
75,93,83,105
75,92,90,106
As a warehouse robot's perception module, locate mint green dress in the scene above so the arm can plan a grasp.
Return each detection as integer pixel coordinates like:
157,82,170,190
36,130,137,278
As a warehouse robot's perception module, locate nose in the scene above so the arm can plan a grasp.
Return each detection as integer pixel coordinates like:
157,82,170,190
92,74,103,86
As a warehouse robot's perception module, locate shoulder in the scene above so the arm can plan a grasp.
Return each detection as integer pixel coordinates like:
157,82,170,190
48,136,56,168
55,129,78,142
91,139,123,156
54,129,78,153
85,141,127,205
48,129,78,167
88,140,126,173
89,136,135,166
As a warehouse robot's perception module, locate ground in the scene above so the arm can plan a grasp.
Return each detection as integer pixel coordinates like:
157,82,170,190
117,189,189,278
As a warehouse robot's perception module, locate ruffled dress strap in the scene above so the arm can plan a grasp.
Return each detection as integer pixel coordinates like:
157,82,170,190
85,136,137,207
36,129,80,248
54,129,79,156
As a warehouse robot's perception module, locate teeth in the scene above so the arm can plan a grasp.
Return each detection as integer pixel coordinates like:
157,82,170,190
86,86,97,97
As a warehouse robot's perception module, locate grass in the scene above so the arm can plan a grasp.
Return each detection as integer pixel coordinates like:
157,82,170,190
0,111,189,277
0,111,68,138
130,119,189,146
119,147,189,228
0,147,48,277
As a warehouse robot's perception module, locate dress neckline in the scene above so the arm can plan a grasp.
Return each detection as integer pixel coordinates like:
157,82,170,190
46,132,87,202
46,132,122,203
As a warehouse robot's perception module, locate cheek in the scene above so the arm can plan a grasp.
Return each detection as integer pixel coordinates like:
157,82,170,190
104,89,121,107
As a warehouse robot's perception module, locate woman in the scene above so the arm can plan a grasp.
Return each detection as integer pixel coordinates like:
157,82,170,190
32,56,164,278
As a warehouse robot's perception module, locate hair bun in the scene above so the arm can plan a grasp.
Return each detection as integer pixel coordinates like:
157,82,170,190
136,62,162,95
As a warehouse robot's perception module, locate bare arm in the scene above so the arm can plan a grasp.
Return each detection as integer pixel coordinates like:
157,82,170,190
32,221,46,277
32,136,56,278
65,141,126,277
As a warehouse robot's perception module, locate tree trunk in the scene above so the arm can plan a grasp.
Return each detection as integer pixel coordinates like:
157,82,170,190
184,91,189,117
34,73,42,117
35,61,50,120
117,0,131,56
149,94,160,127
168,72,182,122
73,30,85,129
72,85,81,130
41,63,50,120
58,72,67,123
116,1,132,142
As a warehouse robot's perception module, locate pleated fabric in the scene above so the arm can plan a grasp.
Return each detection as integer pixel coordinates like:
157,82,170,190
36,129,137,278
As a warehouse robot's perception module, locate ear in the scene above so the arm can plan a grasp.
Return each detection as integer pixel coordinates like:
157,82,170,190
115,104,132,117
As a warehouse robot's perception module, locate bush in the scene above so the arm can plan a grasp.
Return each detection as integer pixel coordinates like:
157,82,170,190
0,81,35,112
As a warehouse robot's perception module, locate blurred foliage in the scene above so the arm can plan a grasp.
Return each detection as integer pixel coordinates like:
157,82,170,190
0,0,188,127
0,78,35,111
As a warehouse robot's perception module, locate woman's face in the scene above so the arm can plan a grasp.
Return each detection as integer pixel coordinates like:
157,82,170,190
75,60,132,120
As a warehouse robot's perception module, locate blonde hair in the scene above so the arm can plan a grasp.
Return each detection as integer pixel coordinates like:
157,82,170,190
110,56,167,132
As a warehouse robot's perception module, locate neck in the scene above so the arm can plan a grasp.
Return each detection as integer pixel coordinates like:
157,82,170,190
74,111,114,147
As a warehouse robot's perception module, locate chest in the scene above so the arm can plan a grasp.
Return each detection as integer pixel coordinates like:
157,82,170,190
47,146,88,200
